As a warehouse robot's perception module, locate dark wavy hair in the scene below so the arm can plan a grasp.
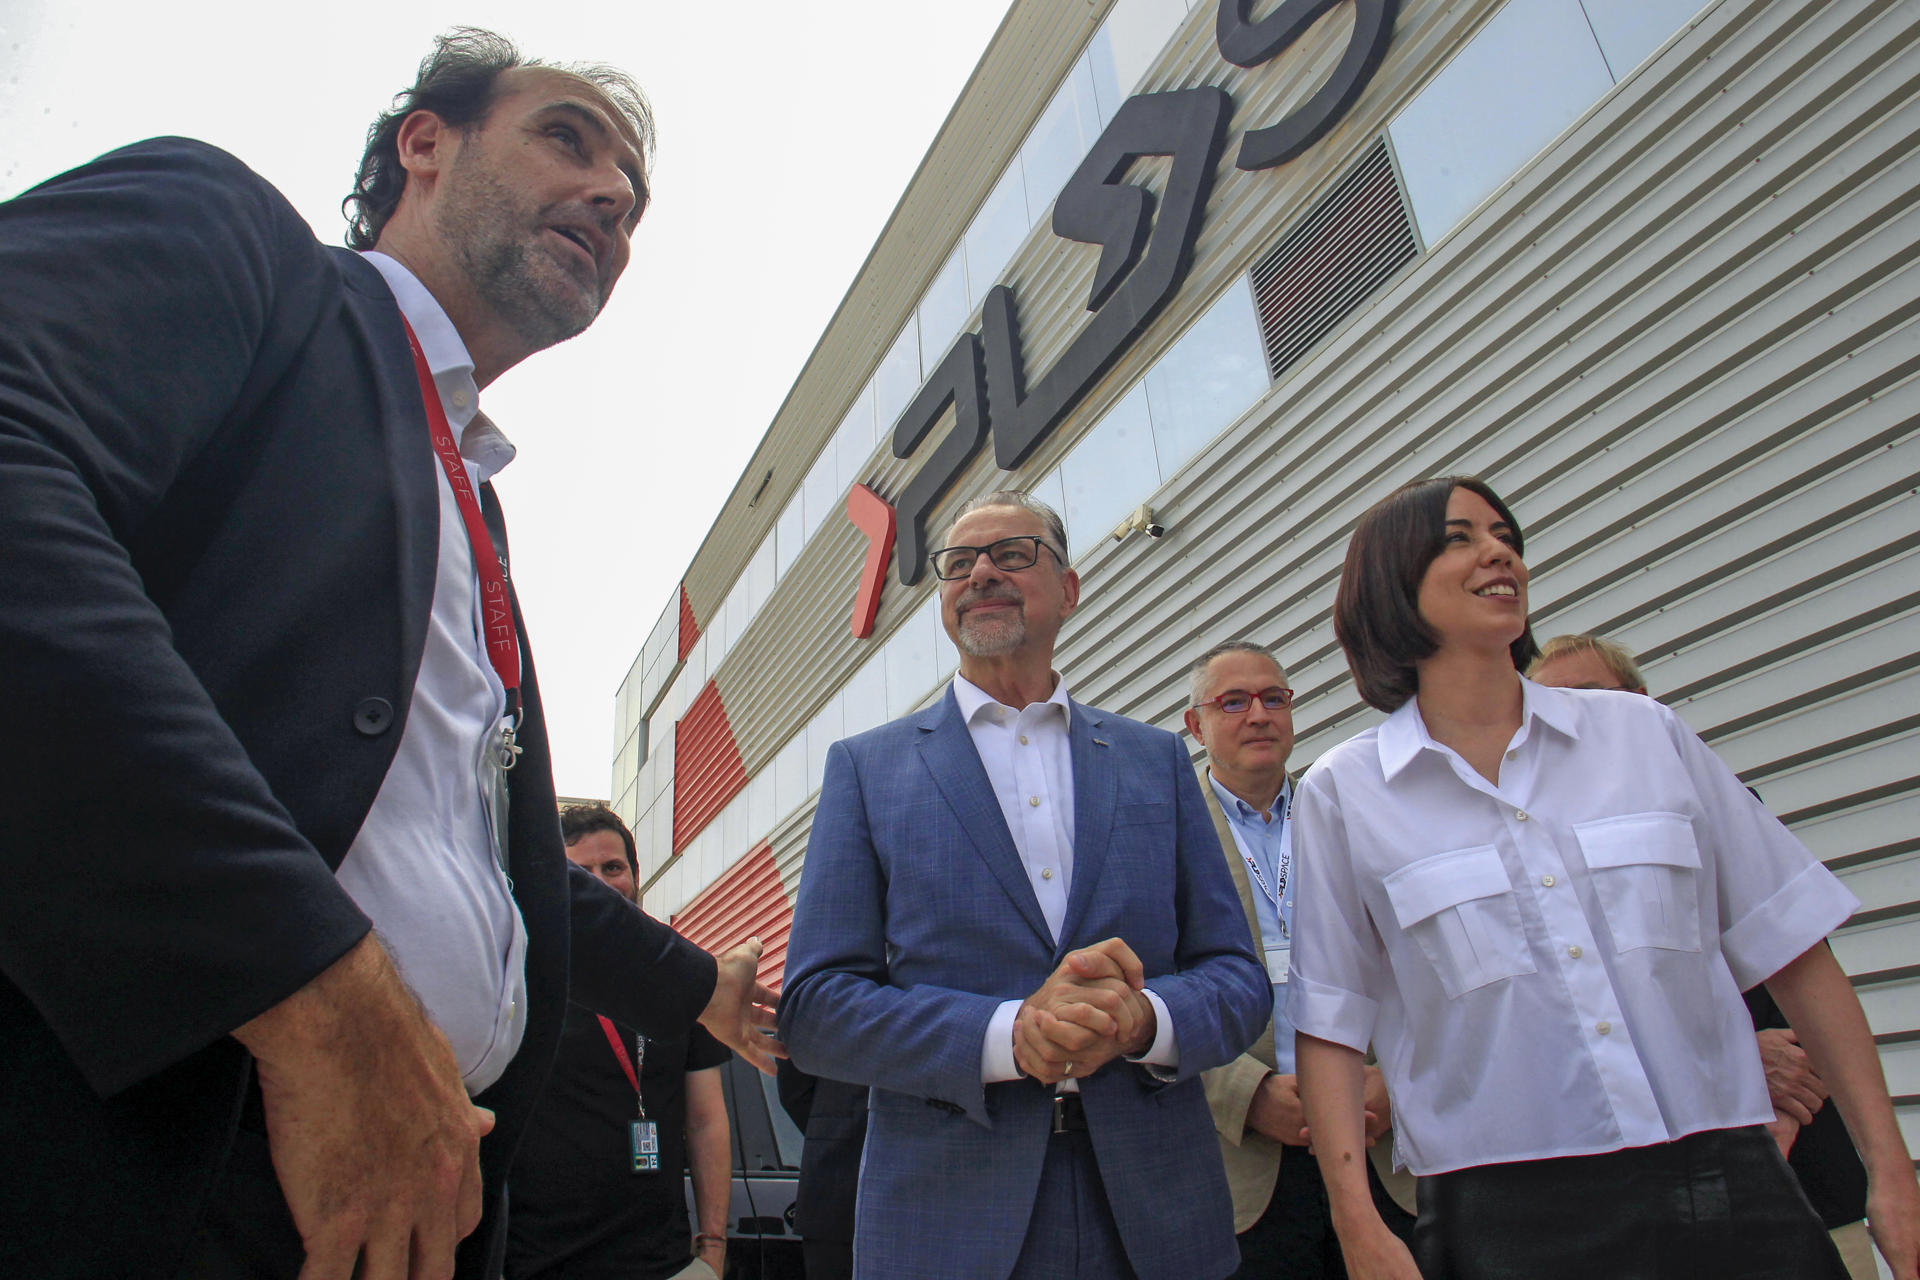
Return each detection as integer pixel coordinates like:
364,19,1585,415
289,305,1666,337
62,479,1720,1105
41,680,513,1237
344,27,655,250
560,802,638,875
1333,475,1540,712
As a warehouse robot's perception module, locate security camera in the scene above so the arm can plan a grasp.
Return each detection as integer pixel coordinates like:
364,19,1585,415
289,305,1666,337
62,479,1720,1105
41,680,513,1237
1111,503,1167,542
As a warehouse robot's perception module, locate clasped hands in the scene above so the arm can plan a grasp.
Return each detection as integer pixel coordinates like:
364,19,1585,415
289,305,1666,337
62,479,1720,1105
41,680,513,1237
1251,1064,1391,1148
1013,937,1156,1085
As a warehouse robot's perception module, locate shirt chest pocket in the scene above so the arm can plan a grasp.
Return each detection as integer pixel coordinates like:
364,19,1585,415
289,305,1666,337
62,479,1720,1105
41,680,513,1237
1572,812,1703,954
1383,846,1537,999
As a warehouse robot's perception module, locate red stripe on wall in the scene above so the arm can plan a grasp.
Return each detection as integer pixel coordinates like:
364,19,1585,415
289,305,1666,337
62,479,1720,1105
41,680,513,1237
672,841,792,991
671,678,747,855
677,582,700,662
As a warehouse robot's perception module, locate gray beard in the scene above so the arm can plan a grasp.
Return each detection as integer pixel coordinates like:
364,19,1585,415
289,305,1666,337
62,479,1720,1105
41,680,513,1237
956,613,1026,657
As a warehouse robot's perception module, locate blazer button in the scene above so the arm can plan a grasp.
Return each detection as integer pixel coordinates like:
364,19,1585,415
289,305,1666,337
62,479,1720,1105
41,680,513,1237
353,696,395,736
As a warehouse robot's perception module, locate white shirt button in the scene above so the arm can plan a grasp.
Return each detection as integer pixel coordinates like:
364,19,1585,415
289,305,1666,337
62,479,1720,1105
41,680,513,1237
1041,868,1054,880
1515,810,1529,821
1568,945,1583,959
1596,1021,1612,1036
1019,734,1029,745
453,390,471,408
508,1001,518,1020
1029,795,1040,807
1541,874,1556,888
1507,749,1517,759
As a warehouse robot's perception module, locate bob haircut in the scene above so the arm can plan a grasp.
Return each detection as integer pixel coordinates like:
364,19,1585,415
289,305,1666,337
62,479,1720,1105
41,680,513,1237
1333,475,1539,712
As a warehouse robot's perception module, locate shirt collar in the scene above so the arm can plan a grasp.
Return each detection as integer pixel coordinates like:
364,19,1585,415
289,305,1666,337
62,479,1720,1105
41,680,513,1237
953,670,1072,729
1207,770,1291,824
360,251,515,483
1377,676,1581,781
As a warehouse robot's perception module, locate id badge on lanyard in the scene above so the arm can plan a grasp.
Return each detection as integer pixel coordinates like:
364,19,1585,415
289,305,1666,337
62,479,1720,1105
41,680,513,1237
599,1016,660,1171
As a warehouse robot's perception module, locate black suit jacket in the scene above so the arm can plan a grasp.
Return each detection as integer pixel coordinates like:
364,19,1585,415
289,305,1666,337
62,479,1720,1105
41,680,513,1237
775,1060,868,1245
0,138,713,1278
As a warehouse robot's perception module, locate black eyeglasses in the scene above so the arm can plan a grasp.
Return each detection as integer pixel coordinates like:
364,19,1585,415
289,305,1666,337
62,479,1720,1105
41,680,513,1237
1193,687,1294,715
928,536,1061,581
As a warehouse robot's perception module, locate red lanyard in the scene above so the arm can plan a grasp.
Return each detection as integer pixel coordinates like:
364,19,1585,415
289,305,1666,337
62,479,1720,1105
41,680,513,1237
598,1014,641,1095
401,318,521,706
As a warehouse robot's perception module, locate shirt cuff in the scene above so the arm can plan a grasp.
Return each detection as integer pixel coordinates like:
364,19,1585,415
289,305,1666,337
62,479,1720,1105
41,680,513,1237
1126,988,1179,1070
982,998,1023,1083
1721,861,1859,991
1286,971,1378,1054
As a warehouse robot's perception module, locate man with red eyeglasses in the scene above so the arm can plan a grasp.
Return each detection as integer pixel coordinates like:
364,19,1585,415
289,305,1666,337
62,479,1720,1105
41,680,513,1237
1185,641,1417,1279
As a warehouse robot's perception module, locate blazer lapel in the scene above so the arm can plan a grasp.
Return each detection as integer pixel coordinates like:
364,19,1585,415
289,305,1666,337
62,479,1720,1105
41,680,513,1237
1055,701,1115,955
914,691,1054,948
1200,763,1277,1069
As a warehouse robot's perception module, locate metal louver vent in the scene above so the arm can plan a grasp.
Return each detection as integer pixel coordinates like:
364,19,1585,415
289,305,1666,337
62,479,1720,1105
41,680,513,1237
1250,140,1416,380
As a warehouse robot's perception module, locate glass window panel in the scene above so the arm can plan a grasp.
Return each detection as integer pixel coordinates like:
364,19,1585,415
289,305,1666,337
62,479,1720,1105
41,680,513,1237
747,766,776,846
801,445,838,538
1060,385,1162,560
962,162,1032,310
805,692,845,795
747,538,776,617
834,383,878,495
1029,469,1068,536
1387,0,1614,245
773,730,808,822
872,323,922,448
721,791,748,865
917,247,972,374
884,602,938,719
724,579,751,653
841,651,889,738
1088,0,1190,122
1143,278,1267,478
1021,59,1103,218
775,488,806,580
1581,0,1705,83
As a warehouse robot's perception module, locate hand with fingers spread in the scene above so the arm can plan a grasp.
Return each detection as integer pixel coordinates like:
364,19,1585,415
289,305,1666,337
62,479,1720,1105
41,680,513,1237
233,935,492,1280
699,937,786,1075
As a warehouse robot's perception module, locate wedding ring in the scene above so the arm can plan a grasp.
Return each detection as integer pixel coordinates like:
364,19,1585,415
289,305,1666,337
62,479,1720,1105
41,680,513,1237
1064,1062,1075,1077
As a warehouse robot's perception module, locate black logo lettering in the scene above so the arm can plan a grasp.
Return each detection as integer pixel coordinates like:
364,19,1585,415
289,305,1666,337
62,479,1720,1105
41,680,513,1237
1217,0,1397,170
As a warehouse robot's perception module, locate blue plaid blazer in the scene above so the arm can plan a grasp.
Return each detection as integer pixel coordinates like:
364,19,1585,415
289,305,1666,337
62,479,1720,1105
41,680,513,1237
779,688,1268,1280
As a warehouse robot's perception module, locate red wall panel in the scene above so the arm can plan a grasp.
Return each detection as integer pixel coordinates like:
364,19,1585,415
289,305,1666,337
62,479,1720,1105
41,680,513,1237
672,678,747,855
672,841,792,991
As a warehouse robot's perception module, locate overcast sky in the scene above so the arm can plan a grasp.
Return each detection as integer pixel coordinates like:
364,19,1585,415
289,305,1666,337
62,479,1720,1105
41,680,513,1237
2,0,1014,798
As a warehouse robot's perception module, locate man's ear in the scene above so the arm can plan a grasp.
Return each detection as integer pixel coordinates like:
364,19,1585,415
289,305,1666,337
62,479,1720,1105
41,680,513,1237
1059,566,1081,616
1183,707,1204,744
393,109,455,183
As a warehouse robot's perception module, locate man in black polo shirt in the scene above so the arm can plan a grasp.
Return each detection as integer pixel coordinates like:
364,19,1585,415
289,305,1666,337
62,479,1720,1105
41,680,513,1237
507,805,732,1280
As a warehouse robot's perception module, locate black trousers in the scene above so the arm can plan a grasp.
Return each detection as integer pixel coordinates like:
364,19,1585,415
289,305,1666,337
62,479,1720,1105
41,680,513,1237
1231,1147,1415,1280
1411,1126,1849,1280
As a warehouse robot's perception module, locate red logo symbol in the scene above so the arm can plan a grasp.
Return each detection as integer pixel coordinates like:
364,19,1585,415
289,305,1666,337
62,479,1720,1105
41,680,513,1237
846,484,896,639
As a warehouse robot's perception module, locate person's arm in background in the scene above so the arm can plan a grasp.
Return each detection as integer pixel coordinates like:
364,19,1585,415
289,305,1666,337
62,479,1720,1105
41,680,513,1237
1767,943,1919,1280
685,1064,730,1277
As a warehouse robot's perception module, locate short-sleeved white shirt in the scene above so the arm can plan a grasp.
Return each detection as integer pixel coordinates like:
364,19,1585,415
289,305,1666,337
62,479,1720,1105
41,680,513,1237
1286,679,1856,1177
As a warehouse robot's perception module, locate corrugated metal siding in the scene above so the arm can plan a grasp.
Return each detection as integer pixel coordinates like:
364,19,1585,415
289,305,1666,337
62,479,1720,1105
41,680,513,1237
671,679,748,855
676,582,700,663
716,0,1506,774
1046,0,1920,1152
672,842,792,991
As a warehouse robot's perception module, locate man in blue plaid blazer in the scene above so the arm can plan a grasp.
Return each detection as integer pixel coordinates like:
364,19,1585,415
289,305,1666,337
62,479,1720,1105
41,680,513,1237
780,492,1269,1280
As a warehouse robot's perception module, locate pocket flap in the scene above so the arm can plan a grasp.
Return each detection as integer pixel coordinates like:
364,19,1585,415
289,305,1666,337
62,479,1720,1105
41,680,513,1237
1383,845,1514,928
1573,812,1702,871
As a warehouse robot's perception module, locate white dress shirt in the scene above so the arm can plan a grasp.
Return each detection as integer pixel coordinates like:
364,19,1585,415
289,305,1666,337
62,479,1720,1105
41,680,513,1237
952,674,1178,1085
334,252,529,1093
1287,679,1856,1177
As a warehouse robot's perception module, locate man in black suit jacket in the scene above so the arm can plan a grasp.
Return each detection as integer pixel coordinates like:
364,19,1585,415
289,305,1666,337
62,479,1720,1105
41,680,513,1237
0,29,774,1280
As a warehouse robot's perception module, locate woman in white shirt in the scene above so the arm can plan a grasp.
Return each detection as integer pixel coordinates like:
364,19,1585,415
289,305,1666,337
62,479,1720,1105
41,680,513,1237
1288,476,1918,1280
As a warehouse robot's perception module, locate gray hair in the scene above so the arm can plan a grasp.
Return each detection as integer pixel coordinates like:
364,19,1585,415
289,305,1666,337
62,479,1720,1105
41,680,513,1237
1188,640,1284,706
946,490,1069,564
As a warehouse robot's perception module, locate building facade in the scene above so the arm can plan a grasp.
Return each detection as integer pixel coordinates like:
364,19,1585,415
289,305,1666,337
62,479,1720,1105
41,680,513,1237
610,0,1919,1167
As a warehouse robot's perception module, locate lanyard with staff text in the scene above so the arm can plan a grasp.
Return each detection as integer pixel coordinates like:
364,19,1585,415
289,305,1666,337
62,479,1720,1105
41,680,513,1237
401,317,523,769
597,1015,661,1171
